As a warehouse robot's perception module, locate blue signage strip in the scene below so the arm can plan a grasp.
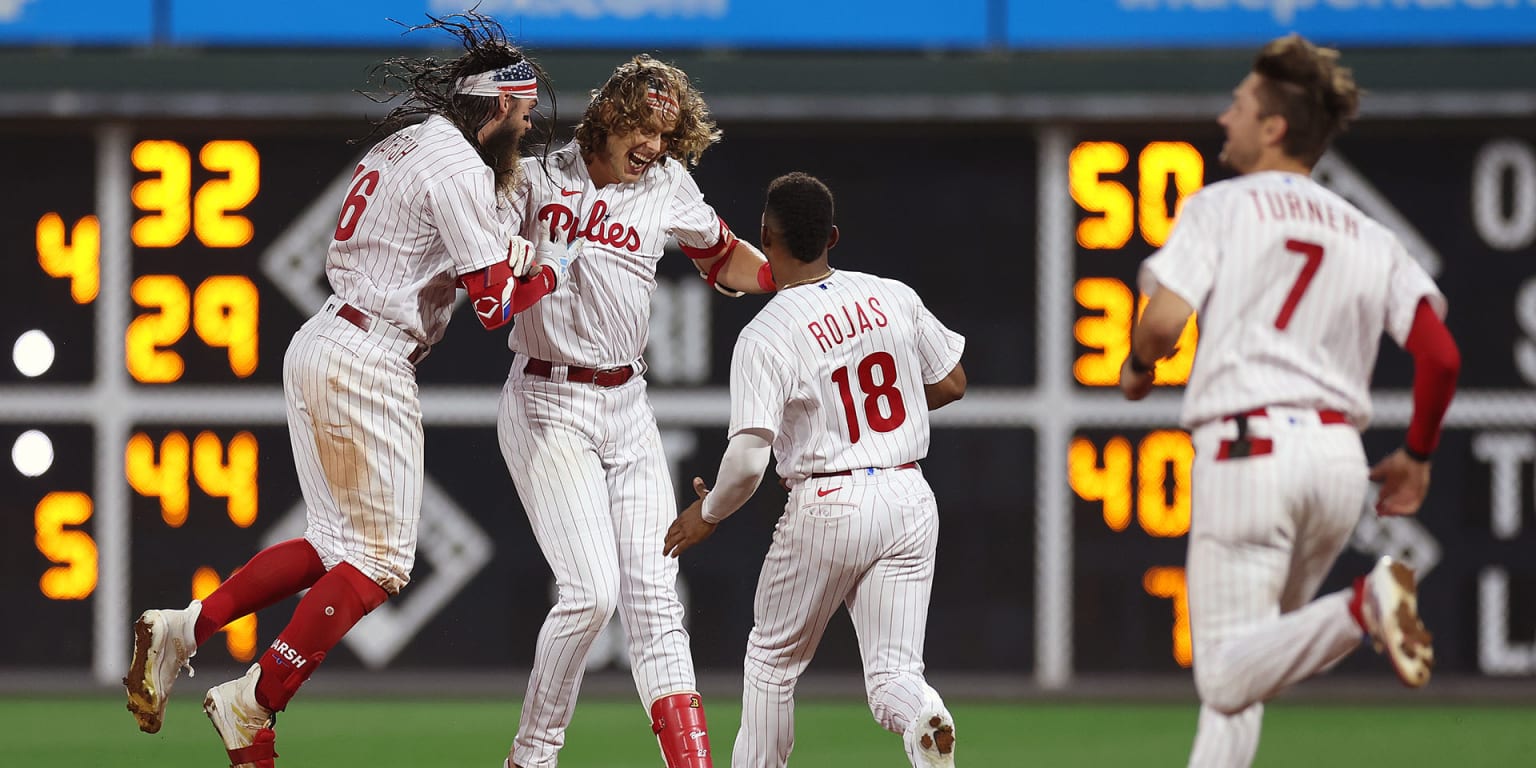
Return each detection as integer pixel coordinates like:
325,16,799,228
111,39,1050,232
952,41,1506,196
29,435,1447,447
0,0,154,45
1008,1,1536,49
168,1,992,49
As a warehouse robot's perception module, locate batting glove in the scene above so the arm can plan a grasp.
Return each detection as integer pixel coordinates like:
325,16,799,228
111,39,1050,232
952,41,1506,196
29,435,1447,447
533,220,574,287
507,233,536,277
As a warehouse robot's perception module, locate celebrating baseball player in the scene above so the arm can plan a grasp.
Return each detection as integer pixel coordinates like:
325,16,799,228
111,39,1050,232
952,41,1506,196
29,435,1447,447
122,15,568,768
664,172,968,768
495,55,775,768
1119,34,1461,768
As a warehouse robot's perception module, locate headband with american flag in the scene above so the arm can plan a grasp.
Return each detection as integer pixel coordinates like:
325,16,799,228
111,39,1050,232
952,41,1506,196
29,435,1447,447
646,81,679,121
455,60,538,99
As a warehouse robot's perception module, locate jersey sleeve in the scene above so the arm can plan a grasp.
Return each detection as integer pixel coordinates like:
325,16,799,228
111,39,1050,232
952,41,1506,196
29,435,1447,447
1384,238,1448,347
728,332,793,441
914,296,965,385
667,170,731,258
426,167,513,277
1139,189,1220,308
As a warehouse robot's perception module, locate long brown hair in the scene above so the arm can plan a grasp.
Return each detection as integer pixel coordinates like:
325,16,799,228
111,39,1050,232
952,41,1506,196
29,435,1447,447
573,55,721,168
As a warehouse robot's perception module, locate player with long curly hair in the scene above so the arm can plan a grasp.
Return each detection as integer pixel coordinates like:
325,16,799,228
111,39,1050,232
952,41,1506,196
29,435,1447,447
495,54,775,768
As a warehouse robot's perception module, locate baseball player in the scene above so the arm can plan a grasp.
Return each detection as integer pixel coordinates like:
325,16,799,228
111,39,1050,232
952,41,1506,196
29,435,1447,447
495,55,775,768
664,172,968,768
1120,35,1461,768
122,16,568,768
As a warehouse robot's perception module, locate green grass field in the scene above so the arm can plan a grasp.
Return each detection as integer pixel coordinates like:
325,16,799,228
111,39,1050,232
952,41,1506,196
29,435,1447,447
7,696,1533,767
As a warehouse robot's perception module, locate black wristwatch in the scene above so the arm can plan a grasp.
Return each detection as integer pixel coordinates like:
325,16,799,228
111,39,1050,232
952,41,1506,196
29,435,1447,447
1403,445,1432,463
1128,353,1157,375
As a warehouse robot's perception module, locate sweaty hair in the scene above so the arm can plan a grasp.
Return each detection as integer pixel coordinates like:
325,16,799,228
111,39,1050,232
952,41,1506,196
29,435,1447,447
358,12,555,163
765,172,835,264
1252,34,1361,166
573,54,721,168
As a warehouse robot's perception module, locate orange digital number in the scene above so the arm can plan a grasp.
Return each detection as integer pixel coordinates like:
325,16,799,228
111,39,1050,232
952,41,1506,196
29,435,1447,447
1070,140,1205,249
1144,566,1192,668
1073,277,1198,387
35,492,98,600
126,432,191,526
193,431,259,527
1069,430,1193,537
126,275,260,382
193,567,258,661
133,139,260,248
36,213,100,304
129,431,259,528
126,275,191,384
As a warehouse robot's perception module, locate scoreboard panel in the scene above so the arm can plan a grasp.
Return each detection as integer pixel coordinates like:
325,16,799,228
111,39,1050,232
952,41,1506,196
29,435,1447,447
2,115,1532,686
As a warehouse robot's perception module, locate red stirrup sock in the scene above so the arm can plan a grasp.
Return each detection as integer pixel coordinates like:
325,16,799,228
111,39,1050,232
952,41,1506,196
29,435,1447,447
253,562,388,712
195,539,326,646
1348,575,1368,632
651,692,713,768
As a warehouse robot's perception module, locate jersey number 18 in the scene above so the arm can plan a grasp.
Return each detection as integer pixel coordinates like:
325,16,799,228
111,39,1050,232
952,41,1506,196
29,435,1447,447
830,351,908,444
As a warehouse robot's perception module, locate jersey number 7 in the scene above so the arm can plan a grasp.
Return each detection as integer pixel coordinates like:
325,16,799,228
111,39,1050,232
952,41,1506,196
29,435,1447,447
1275,239,1324,331
830,351,908,444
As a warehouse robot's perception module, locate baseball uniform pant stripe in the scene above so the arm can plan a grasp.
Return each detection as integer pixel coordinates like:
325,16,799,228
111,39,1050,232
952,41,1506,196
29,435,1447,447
1185,415,1368,768
285,313,423,595
734,471,941,768
499,370,694,768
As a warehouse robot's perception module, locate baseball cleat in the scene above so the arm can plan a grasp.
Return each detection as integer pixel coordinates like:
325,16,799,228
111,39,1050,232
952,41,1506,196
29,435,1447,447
1361,556,1434,688
204,664,278,768
904,694,956,768
123,599,201,733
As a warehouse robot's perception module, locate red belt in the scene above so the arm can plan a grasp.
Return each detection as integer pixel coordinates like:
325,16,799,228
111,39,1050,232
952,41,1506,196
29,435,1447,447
1217,408,1349,460
333,302,428,364
780,462,920,491
524,357,636,388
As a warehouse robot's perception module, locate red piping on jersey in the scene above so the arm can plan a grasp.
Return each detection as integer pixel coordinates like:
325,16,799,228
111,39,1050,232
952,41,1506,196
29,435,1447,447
1404,299,1460,456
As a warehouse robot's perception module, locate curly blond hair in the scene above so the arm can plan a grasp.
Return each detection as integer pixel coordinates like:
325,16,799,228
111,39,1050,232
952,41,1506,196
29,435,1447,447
574,54,722,168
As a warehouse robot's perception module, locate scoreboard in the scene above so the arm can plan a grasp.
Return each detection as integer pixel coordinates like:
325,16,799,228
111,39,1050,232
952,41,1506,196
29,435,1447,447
3,114,1534,688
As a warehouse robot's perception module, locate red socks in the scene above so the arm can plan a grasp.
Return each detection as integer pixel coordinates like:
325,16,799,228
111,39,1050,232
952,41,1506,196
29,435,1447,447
651,692,712,768
195,539,327,646
1348,575,1368,632
252,561,388,712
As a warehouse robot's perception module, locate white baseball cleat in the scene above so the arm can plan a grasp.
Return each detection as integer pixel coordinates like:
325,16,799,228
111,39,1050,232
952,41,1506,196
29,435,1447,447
123,599,201,733
904,693,957,768
204,663,278,768
1360,556,1435,688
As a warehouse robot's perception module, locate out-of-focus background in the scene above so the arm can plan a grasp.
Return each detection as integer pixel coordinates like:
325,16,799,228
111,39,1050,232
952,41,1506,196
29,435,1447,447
2,2,1534,765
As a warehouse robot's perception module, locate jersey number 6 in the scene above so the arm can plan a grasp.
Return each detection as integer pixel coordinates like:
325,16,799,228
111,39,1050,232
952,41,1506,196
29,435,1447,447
334,165,382,242
1275,239,1324,331
830,351,908,444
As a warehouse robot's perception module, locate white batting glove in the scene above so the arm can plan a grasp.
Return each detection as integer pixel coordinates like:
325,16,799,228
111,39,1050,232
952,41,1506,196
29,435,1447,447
533,220,574,286
507,233,536,277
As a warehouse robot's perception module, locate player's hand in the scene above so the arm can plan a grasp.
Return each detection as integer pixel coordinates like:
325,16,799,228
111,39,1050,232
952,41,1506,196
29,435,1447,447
663,478,717,558
507,233,536,277
532,219,573,285
1369,448,1432,517
1119,356,1155,401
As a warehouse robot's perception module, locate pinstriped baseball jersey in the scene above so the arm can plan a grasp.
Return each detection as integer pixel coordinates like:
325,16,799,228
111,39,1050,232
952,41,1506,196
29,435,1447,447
505,141,729,367
326,114,513,346
1140,171,1445,429
730,270,964,481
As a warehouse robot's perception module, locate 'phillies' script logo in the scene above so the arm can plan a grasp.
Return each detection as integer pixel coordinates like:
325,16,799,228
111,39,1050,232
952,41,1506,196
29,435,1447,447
538,200,641,252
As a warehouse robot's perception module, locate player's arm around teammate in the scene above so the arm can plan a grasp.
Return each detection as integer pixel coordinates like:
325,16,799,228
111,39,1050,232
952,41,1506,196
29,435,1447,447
123,16,559,768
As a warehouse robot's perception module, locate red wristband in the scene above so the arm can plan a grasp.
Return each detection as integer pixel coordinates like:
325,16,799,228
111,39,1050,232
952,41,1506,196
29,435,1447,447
757,261,777,292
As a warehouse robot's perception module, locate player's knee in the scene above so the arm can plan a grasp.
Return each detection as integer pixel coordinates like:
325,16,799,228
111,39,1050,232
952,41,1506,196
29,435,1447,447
1194,656,1249,715
741,653,797,692
552,580,620,635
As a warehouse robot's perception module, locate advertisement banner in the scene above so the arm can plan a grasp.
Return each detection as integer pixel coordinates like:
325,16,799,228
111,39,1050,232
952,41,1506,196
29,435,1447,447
1009,0,1536,49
